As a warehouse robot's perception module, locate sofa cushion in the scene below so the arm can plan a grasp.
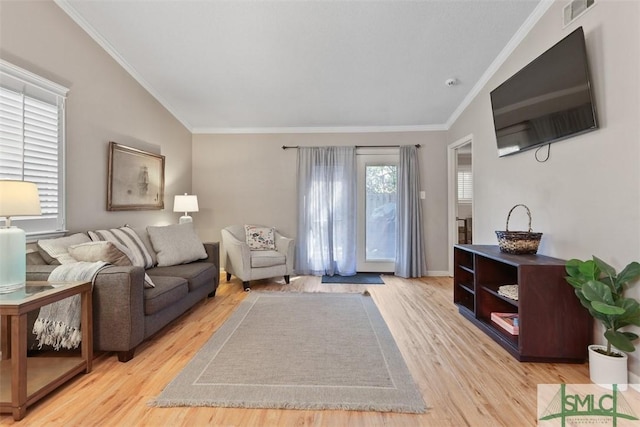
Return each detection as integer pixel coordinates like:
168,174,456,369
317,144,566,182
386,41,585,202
244,225,276,250
143,276,189,315
250,250,286,268
25,264,56,281
89,226,154,269
27,250,48,265
146,262,215,293
68,241,132,266
37,233,91,264
147,223,207,267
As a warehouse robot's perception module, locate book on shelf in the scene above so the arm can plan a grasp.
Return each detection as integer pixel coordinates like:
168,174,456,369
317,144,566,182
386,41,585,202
491,312,519,335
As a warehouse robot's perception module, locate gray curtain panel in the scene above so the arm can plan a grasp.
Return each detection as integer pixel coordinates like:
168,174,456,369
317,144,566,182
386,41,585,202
395,145,426,278
296,146,357,276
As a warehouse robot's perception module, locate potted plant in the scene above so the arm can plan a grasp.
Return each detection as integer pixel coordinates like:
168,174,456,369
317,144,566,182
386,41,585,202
565,256,640,386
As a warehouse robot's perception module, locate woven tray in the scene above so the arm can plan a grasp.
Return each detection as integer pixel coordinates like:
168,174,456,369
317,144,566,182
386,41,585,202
498,284,519,301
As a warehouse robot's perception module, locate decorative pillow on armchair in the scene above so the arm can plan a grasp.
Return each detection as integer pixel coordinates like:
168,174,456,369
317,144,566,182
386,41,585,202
244,225,276,250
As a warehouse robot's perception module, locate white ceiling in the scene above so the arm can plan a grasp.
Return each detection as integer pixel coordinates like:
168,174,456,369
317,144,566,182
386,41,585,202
56,0,545,133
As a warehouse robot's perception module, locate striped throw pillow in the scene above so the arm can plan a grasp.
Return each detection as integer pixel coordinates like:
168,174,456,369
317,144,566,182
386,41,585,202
89,226,155,269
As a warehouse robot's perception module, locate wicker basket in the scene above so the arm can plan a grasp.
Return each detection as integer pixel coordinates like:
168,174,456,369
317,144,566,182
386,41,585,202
495,204,542,254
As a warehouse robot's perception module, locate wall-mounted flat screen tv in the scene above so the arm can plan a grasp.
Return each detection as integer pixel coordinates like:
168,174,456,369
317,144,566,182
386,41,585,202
490,27,598,157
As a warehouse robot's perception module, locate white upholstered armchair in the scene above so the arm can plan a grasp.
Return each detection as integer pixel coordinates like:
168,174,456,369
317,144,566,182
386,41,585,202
221,225,294,291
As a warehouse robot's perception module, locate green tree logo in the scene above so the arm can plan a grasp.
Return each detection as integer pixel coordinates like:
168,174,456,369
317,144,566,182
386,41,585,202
539,384,638,426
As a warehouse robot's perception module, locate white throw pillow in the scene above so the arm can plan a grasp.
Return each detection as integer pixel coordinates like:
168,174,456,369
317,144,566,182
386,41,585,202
37,233,91,264
244,225,276,250
147,223,207,267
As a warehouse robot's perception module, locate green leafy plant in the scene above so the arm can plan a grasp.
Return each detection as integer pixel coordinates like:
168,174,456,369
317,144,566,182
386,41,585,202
565,256,640,357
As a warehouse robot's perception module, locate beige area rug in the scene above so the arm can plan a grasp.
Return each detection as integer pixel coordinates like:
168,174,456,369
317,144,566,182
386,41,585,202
149,292,427,413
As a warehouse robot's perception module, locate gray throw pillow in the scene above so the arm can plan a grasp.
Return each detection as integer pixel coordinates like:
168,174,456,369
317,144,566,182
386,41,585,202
147,223,207,267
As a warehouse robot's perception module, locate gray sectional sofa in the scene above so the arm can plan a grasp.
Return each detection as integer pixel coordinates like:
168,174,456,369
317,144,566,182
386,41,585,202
26,224,219,362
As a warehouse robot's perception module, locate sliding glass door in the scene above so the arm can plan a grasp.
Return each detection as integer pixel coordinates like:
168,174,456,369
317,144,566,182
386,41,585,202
356,151,398,272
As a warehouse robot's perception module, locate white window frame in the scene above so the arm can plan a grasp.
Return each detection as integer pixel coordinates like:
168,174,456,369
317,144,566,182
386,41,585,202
0,59,68,239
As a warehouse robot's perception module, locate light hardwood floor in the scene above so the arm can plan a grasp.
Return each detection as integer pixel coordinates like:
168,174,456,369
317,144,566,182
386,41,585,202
1,274,591,426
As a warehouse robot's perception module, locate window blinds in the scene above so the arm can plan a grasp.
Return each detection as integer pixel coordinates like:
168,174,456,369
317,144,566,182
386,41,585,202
0,87,59,216
0,60,68,235
457,170,473,202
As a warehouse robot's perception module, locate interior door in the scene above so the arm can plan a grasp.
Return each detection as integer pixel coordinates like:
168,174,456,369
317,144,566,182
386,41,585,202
448,135,473,276
356,151,398,272
456,144,473,244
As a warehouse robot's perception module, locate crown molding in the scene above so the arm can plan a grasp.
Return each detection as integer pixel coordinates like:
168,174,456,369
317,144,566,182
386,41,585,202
444,0,555,129
192,124,447,135
55,0,554,136
54,0,193,131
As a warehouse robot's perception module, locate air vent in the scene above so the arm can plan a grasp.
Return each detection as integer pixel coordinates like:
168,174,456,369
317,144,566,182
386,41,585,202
563,0,596,27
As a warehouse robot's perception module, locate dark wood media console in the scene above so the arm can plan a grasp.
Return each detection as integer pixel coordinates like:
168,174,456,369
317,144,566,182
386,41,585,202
453,244,591,362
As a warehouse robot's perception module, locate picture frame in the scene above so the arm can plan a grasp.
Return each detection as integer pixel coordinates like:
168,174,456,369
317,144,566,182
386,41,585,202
107,141,165,211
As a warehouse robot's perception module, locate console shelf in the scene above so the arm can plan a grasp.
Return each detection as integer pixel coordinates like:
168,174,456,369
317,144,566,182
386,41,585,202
453,244,591,362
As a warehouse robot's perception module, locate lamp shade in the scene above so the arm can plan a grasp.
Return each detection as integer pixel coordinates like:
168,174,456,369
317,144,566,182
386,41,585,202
0,180,41,294
173,194,199,213
0,180,42,220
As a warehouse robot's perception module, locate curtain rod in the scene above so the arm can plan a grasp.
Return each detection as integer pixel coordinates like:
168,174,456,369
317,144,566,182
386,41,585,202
281,144,421,150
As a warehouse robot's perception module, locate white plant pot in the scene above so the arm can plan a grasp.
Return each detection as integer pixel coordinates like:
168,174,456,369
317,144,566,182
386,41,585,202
588,344,628,390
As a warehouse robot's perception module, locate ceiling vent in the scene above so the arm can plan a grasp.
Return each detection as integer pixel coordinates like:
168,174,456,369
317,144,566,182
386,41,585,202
563,0,596,27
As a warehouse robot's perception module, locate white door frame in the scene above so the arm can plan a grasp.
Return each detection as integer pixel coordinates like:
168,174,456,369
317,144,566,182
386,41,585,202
356,148,398,272
447,134,473,276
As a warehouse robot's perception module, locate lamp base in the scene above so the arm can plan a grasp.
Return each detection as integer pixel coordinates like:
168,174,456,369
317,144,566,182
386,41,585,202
0,226,27,294
179,215,193,224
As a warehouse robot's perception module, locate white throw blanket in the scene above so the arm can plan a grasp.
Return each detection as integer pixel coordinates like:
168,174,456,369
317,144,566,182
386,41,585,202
33,261,108,350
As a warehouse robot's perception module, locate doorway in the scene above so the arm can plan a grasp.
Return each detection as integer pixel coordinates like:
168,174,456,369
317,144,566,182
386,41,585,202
447,135,473,276
356,150,398,272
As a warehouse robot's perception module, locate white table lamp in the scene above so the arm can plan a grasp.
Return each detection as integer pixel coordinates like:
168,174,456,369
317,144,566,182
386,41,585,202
0,180,41,293
173,193,199,224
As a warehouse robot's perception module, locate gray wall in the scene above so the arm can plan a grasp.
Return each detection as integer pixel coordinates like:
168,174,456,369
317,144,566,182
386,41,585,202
192,131,450,274
447,1,640,375
0,0,192,232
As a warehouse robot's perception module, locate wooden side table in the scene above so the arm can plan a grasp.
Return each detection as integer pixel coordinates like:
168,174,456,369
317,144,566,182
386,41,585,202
0,281,93,421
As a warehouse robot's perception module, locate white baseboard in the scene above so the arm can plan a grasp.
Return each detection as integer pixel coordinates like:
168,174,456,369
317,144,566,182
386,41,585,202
285,271,452,278
425,270,450,277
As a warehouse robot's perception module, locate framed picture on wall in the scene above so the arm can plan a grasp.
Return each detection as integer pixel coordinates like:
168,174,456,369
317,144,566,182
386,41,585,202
107,141,165,211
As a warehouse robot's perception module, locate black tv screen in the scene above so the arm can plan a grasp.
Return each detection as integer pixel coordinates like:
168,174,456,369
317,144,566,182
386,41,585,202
490,27,598,157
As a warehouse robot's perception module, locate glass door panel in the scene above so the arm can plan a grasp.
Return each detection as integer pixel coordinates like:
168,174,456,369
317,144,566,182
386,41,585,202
357,153,397,272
